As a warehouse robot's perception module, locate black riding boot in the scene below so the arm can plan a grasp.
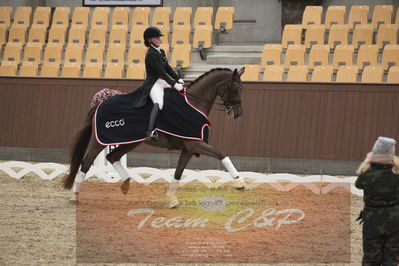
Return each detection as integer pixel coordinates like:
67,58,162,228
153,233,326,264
145,103,160,140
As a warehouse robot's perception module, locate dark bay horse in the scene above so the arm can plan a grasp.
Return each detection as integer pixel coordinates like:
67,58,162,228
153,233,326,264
64,67,246,208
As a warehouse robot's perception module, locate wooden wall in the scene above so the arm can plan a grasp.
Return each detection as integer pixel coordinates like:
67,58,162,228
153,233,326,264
1,77,398,161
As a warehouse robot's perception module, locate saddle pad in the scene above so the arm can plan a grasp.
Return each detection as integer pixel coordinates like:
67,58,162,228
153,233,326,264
94,88,210,145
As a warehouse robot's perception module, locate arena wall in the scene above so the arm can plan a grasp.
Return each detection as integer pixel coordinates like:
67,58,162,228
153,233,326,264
1,77,398,174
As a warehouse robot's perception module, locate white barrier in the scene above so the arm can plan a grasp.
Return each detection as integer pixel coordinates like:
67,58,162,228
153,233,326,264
0,160,362,196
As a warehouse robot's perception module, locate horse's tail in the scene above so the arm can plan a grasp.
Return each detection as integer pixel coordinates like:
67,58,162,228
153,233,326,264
63,106,96,190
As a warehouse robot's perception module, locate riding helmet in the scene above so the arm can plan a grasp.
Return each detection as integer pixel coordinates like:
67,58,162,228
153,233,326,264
143,27,164,47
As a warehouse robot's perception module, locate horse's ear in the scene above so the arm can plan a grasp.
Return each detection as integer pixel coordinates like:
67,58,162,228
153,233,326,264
238,67,245,77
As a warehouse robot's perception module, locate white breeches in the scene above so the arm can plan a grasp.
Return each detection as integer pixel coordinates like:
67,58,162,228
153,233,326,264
150,79,170,110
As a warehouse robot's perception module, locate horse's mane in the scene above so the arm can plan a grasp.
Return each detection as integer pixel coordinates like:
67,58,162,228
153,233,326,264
187,68,232,88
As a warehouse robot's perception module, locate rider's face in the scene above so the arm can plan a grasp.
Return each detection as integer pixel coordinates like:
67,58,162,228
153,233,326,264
150,37,162,47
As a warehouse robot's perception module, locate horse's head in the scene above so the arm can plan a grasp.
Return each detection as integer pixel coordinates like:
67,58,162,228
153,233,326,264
219,67,245,119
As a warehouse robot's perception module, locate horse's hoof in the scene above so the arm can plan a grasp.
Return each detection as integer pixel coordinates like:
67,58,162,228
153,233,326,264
121,179,130,195
69,193,79,203
169,200,180,209
167,196,180,208
232,177,246,190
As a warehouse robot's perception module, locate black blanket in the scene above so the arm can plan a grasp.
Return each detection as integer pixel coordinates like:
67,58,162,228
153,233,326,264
94,88,210,145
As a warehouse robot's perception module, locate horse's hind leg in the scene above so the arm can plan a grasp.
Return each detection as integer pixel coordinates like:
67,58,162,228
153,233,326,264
70,137,105,202
166,149,194,208
184,141,246,189
106,142,141,195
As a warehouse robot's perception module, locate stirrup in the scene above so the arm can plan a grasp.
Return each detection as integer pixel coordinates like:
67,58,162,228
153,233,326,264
145,130,158,140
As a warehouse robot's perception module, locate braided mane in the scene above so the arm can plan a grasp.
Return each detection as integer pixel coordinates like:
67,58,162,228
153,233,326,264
187,68,232,88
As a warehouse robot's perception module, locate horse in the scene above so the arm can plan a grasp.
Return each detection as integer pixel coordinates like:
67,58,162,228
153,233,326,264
63,67,246,208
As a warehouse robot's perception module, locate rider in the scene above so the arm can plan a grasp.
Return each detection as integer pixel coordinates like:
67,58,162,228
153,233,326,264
137,26,184,140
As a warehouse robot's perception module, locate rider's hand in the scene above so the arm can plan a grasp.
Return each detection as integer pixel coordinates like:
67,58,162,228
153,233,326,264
178,79,184,84
174,83,184,92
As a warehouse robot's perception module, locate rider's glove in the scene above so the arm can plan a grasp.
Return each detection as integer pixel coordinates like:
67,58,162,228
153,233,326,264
174,82,184,92
178,79,184,84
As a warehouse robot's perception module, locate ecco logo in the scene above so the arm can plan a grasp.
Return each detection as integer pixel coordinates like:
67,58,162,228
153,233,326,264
105,119,125,128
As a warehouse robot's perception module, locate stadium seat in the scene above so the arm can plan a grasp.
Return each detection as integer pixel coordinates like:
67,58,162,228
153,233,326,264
106,46,125,68
261,44,282,66
23,45,41,65
111,7,130,30
372,5,393,29
336,65,358,82
376,24,398,49
26,26,46,47
285,44,306,67
32,7,50,28
44,46,62,64
302,6,322,28
61,64,81,77
173,7,192,28
47,27,66,48
396,6,399,26
91,7,110,30
71,7,89,29
308,45,330,69
152,7,171,32
193,25,212,49
19,62,38,76
382,45,399,70
127,63,146,79
0,27,6,47
304,25,325,48
88,28,107,48
332,44,354,69
193,7,213,29
2,45,21,65
85,46,104,67
287,65,308,81
131,7,150,27
7,26,26,47
64,46,83,65
129,25,146,46
40,62,59,77
0,63,17,76
325,6,345,29
109,28,127,49
387,66,399,82
157,24,169,44
215,6,234,31
171,25,191,47
241,64,260,81
311,65,333,82
51,7,70,30
281,24,302,49
13,7,32,29
328,24,349,48
104,65,124,78
171,44,191,68
262,65,284,81
83,65,102,78
357,45,378,69
0,7,12,29
348,6,369,29
352,24,373,48
361,66,384,82
128,45,147,64
67,27,86,48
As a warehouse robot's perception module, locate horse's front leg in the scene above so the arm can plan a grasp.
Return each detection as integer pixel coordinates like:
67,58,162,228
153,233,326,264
166,149,194,208
184,141,246,189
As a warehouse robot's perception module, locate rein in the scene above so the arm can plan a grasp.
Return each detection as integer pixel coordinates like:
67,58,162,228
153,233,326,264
184,78,242,113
